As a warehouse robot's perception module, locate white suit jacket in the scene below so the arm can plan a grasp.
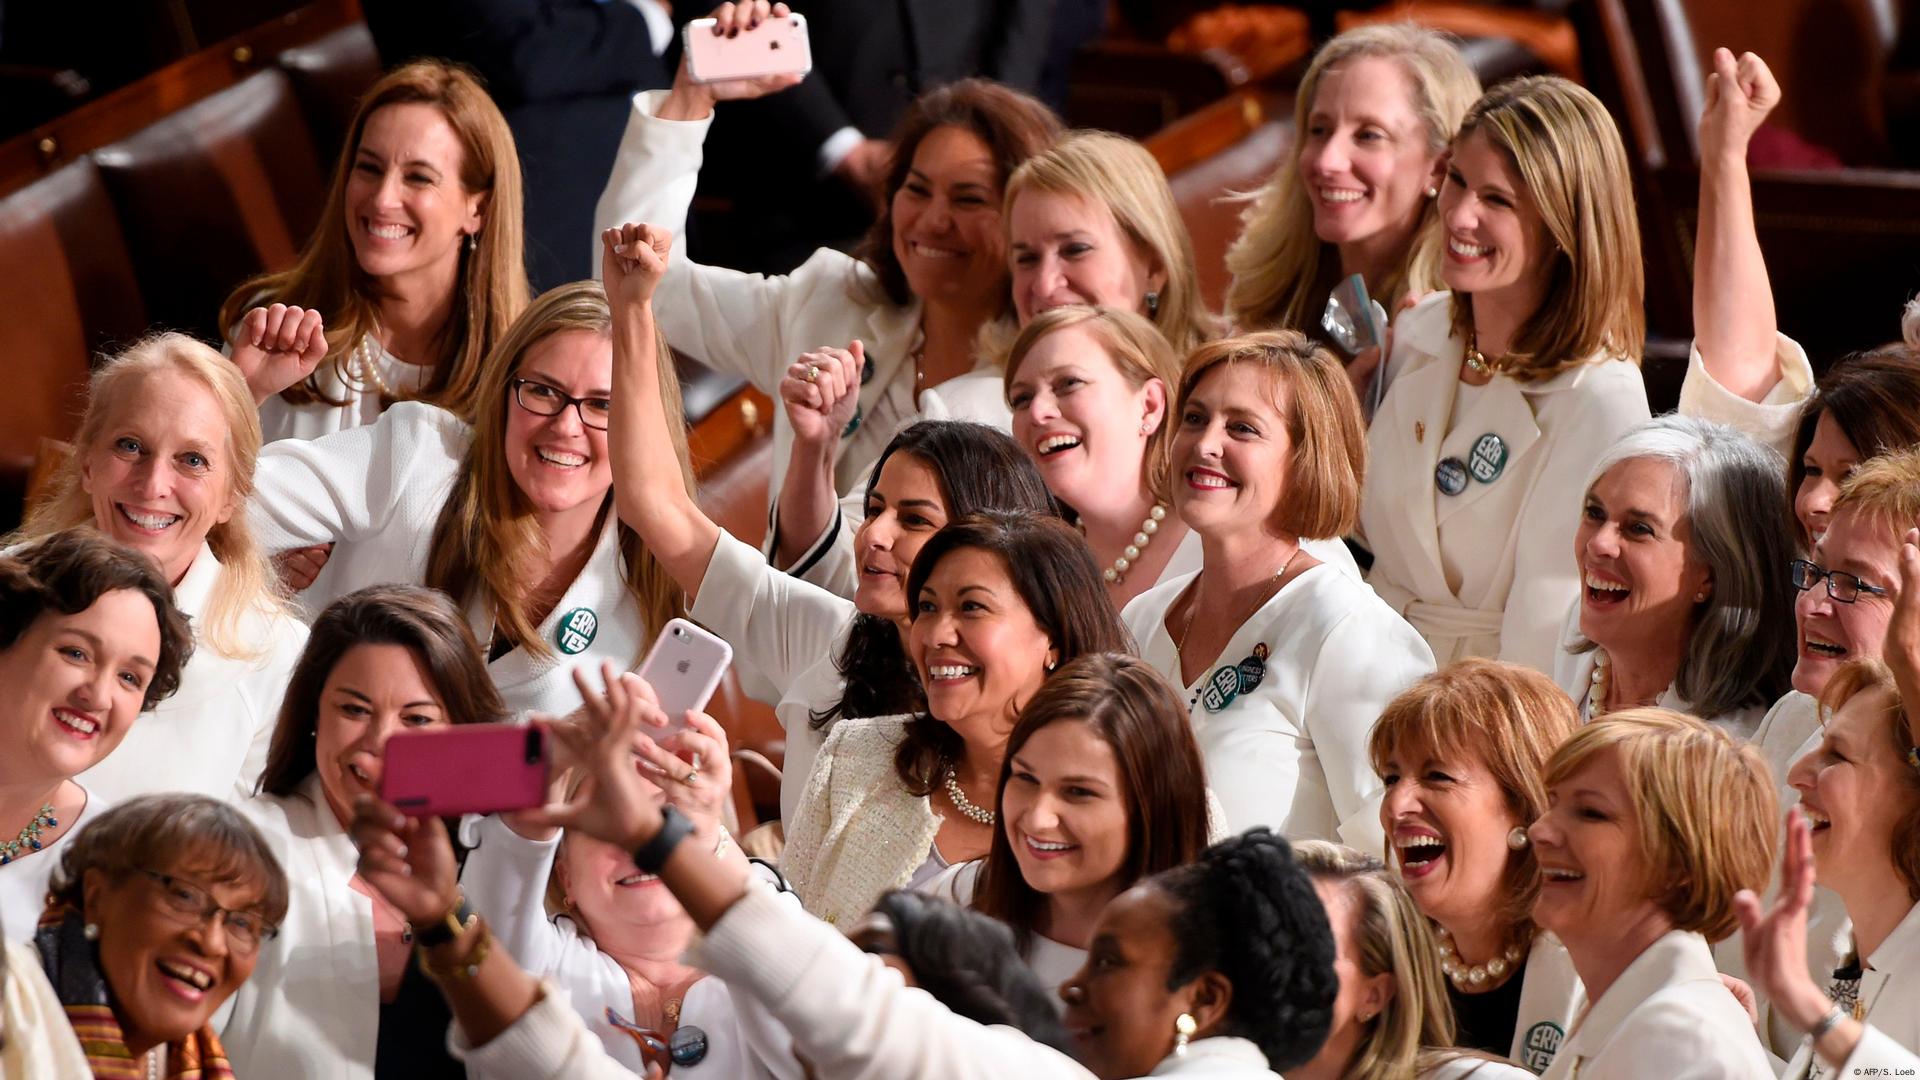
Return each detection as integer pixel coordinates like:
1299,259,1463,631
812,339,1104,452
780,714,938,926
1539,931,1772,1079
1508,931,1585,1075
77,543,306,804
1783,901,1920,1078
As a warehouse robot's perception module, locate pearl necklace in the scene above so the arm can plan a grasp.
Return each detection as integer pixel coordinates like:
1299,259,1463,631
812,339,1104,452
942,772,995,825
1098,504,1168,584
1436,926,1525,990
350,332,398,400
1588,649,1611,718
0,803,56,865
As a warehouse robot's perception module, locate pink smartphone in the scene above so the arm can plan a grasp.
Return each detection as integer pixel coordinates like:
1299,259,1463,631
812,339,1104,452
381,723,551,817
683,13,812,84
636,618,733,735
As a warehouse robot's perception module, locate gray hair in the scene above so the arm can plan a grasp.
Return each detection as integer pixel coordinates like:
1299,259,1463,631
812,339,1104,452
47,794,290,924
1574,415,1797,719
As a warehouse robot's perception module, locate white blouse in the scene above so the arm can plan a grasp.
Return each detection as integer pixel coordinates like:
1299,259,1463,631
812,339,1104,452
257,334,432,442
0,787,109,942
925,860,1087,1001
1122,564,1434,852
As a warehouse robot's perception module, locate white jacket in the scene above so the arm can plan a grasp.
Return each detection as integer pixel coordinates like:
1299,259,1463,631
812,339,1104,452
1539,930,1772,1079
1508,931,1585,1074
220,777,379,1080
1121,563,1433,851
1551,608,1768,741
1782,901,1920,1078
4,939,90,1079
779,713,935,926
77,543,307,804
249,402,654,721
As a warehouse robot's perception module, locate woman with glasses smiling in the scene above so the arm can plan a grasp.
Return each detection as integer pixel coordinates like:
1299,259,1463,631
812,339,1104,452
32,792,288,1080
241,281,698,719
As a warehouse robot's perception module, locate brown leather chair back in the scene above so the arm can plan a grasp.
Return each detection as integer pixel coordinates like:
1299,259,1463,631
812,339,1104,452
275,23,384,167
92,68,326,342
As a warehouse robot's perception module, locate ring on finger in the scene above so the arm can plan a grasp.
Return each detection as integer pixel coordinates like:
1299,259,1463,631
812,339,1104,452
803,363,819,383
683,768,699,786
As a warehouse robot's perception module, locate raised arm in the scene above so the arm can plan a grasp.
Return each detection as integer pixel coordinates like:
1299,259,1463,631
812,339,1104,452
771,342,864,568
229,303,327,407
1692,48,1782,401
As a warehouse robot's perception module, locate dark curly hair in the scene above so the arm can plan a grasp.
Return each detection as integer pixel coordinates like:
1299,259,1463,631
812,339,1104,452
1154,829,1338,1071
0,528,194,711
869,889,1071,1053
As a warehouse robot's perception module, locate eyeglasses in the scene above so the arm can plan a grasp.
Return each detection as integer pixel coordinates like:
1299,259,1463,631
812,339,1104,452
134,868,278,952
511,378,611,431
1789,558,1890,604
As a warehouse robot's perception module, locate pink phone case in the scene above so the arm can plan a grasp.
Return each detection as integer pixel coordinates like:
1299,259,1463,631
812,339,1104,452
683,13,813,84
381,723,551,818
636,618,733,734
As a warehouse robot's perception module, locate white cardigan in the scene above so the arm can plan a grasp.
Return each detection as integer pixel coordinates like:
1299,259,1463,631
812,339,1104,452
593,89,1013,519
458,815,799,1080
220,777,379,1080
779,713,936,926
1783,901,1920,1078
257,334,431,442
1121,564,1433,852
1538,931,1772,1079
77,543,307,804
249,402,653,721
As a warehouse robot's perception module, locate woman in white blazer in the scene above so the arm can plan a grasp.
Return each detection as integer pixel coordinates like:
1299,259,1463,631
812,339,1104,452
1370,660,1584,1072
783,512,1129,925
603,223,1058,824
15,333,308,804
219,584,511,1079
1528,710,1776,1079
0,532,191,939
242,282,696,722
1554,416,1797,738
928,653,1213,993
1123,332,1432,846
593,1,1060,529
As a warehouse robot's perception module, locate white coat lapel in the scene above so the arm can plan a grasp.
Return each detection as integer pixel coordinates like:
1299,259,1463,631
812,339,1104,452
1371,352,1457,602
483,508,633,696
1435,374,1542,525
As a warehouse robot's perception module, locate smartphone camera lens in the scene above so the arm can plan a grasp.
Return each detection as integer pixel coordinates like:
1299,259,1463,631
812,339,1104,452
674,627,687,639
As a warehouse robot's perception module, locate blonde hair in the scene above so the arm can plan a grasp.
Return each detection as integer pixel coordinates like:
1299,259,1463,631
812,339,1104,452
423,281,692,661
1175,330,1364,538
1449,76,1645,379
1296,842,1501,1080
1368,659,1579,939
1003,305,1183,503
1224,24,1480,333
1816,658,1920,900
1542,709,1776,942
1005,130,1217,354
218,60,530,421
1834,446,1920,529
13,333,286,660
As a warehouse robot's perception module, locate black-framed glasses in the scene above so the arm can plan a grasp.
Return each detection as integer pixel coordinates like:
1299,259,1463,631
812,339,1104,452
511,377,611,430
1789,558,1890,604
134,868,278,951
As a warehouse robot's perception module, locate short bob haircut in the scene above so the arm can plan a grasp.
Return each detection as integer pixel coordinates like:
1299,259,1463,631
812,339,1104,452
1541,708,1776,943
1815,658,1920,901
973,652,1211,950
1448,77,1645,379
1832,444,1920,537
1569,415,1797,720
868,889,1072,1053
1787,349,1920,549
48,793,290,927
1368,659,1579,936
854,79,1062,313
896,511,1130,796
1175,330,1366,539
0,529,194,712
1003,305,1183,504
259,584,509,797
1005,131,1216,354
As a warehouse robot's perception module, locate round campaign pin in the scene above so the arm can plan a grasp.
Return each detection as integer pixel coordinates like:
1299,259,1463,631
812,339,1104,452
1468,432,1508,484
1237,641,1270,695
554,607,598,655
670,1025,710,1066
1435,457,1469,496
1200,665,1242,712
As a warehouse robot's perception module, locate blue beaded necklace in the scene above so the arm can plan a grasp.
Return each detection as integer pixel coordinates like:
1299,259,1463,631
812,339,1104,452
0,804,57,865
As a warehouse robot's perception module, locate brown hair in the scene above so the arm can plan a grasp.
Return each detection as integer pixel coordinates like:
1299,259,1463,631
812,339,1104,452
0,529,194,711
423,280,693,662
48,793,290,926
1368,659,1579,942
895,512,1131,795
1790,349,1920,547
1004,305,1183,504
853,79,1062,312
258,584,509,797
218,60,530,420
1816,658,1920,900
973,652,1210,950
1448,77,1645,380
1176,330,1366,539
1541,708,1776,942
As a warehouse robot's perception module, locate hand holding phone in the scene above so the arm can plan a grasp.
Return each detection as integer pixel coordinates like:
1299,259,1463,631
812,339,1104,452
635,618,734,737
380,723,553,818
684,10,812,85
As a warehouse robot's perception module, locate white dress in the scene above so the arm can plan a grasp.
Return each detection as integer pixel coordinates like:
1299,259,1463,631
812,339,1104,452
76,543,307,804
248,402,655,721
0,788,109,942
257,334,432,442
1122,564,1434,852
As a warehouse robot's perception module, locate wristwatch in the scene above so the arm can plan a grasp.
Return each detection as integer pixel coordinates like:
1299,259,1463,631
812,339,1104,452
633,805,695,873
415,892,474,948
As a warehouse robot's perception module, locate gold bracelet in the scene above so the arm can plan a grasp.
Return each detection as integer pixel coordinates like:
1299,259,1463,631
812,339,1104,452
418,914,489,981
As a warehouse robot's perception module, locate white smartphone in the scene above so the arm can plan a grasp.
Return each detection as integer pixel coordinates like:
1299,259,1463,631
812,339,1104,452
636,618,734,734
683,13,813,84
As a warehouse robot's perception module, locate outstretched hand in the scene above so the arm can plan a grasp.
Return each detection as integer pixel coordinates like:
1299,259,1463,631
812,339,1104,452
602,223,672,312
1699,47,1780,159
1888,527,1920,748
673,2,808,105
518,663,669,852
231,303,327,405
1731,808,1830,1030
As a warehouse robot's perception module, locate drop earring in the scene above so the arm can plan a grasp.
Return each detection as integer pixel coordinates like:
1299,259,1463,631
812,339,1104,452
1145,291,1160,319
1507,826,1529,851
1174,1013,1197,1056
467,232,478,253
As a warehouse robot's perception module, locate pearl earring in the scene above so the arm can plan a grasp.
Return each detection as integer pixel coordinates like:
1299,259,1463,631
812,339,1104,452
467,232,478,253
1507,826,1529,850
1694,590,1708,603
83,922,100,941
1174,1013,1197,1056
1426,186,1439,198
